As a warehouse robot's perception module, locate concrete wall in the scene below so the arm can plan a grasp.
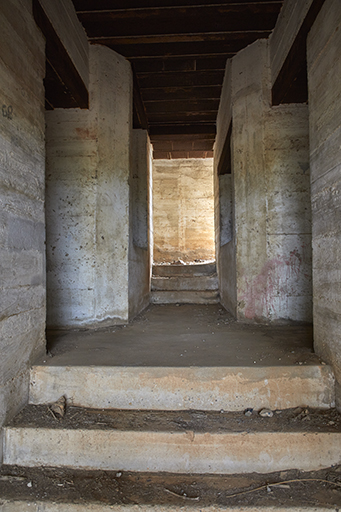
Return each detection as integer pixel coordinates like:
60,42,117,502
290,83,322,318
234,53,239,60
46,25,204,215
218,174,236,315
308,0,341,404
215,39,312,322
0,0,46,437
153,158,215,264
263,104,312,321
129,130,152,318
46,45,133,328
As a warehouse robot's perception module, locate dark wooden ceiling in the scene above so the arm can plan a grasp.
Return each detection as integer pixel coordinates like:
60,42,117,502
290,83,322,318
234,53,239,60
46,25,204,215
71,0,284,158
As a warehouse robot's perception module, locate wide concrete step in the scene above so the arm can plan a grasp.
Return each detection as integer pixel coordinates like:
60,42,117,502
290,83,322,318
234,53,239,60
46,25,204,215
151,275,219,292
29,364,335,411
3,406,341,474
151,289,220,304
153,262,216,277
0,463,340,511
1,464,340,512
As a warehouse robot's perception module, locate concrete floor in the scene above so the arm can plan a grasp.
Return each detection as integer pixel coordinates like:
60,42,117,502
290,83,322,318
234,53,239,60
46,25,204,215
43,304,320,367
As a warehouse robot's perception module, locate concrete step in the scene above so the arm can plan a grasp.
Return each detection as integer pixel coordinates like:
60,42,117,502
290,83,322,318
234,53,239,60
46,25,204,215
1,463,340,511
151,275,219,292
29,364,335,411
3,406,341,474
152,262,216,277
150,289,220,304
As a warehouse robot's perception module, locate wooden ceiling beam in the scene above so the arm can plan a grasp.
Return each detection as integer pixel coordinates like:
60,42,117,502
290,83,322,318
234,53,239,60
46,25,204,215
89,31,273,45
149,124,216,136
73,1,283,12
145,99,220,113
91,34,271,58
138,70,225,88
151,133,216,141
131,56,230,73
148,111,217,123
141,86,222,101
78,4,280,39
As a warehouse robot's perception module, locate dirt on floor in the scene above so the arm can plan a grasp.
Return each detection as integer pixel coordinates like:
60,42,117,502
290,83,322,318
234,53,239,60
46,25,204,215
1,464,341,508
8,404,341,434
44,304,318,368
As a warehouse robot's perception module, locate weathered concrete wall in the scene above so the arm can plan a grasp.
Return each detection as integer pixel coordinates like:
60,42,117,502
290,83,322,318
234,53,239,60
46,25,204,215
263,104,312,321
270,0,314,86
215,39,312,322
307,0,341,404
0,0,46,437
153,158,215,264
129,130,152,319
218,174,236,315
38,0,89,90
46,45,132,328
219,175,233,247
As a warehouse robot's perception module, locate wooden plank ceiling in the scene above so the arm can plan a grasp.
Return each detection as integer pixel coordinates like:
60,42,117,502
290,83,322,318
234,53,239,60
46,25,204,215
72,0,283,159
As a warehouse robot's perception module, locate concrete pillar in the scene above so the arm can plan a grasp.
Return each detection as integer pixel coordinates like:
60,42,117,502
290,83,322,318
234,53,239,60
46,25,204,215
128,129,152,318
46,45,132,328
307,0,341,405
215,39,312,322
0,0,46,434
232,40,269,321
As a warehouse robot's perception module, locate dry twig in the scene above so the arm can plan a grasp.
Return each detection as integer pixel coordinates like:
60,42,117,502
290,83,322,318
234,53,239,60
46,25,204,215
164,488,200,501
225,478,341,498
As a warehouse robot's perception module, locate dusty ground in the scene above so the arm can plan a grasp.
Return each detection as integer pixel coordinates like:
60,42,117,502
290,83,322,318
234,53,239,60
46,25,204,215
44,304,318,368
3,304,335,508
1,464,341,508
8,404,341,434
4,405,341,509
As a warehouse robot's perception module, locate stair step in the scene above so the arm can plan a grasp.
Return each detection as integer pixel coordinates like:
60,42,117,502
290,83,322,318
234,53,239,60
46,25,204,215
151,275,219,292
151,289,220,304
1,463,340,511
152,262,216,277
29,365,335,411
3,406,341,474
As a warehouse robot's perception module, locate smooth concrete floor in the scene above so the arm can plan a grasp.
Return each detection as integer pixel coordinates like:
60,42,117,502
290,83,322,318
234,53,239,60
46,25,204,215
42,304,322,368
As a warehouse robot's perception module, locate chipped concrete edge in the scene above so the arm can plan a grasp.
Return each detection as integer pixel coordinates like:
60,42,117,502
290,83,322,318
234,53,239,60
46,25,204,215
0,502,337,511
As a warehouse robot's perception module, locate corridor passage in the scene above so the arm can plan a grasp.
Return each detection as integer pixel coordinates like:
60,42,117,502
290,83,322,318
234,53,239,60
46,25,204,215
44,304,317,368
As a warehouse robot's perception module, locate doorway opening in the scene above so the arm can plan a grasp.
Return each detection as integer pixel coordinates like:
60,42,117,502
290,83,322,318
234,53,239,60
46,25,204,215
151,157,218,304
152,157,216,266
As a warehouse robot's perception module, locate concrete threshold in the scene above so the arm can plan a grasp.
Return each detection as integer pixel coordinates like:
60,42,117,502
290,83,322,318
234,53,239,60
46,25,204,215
151,275,219,291
150,290,220,304
152,262,217,277
29,365,335,411
3,406,341,474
